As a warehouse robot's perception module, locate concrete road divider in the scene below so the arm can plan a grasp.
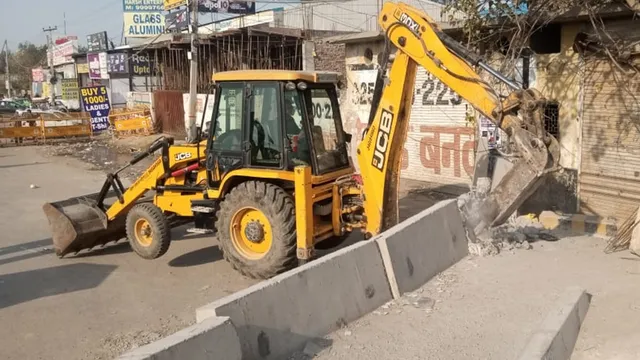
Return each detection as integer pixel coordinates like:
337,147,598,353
116,198,474,360
117,316,241,360
377,199,469,298
196,240,392,360
517,286,591,360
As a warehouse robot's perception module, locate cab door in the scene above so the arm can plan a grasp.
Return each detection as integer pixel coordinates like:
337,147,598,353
205,81,248,187
246,82,285,169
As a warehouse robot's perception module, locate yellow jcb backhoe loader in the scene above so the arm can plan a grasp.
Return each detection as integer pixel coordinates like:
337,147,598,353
43,2,560,279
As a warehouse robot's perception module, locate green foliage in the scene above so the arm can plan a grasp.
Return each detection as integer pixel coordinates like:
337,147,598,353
0,42,48,94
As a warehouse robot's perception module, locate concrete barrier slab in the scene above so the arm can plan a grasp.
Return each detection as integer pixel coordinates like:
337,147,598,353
518,286,591,360
376,199,469,297
116,316,241,360
196,240,392,360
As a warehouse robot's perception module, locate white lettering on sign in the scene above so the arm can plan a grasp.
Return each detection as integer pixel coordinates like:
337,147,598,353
123,0,164,12
399,13,421,36
372,109,394,171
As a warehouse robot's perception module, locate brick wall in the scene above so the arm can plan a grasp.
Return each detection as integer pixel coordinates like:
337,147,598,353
313,41,346,77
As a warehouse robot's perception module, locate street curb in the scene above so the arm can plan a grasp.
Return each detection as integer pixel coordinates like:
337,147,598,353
538,211,617,237
517,286,592,360
114,197,472,360
116,316,241,360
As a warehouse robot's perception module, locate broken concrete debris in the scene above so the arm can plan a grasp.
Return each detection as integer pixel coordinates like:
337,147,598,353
468,215,559,256
41,137,152,181
456,185,559,256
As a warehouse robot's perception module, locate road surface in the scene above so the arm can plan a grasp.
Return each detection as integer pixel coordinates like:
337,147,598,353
0,143,452,360
290,235,640,360
0,146,256,360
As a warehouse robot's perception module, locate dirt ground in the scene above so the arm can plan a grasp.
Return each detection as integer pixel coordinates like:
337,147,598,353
289,234,640,360
0,139,453,360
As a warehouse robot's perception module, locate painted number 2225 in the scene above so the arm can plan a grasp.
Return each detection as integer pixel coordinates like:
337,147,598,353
417,78,462,106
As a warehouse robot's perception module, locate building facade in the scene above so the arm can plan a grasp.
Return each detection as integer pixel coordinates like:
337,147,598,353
325,4,640,221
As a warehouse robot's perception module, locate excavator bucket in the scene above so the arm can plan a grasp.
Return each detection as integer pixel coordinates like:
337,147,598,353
42,191,127,257
42,136,176,257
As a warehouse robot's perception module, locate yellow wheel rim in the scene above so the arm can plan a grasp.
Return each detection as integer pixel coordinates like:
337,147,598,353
230,207,272,260
134,218,153,247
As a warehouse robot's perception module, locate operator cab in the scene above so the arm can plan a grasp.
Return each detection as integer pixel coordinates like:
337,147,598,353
204,70,351,183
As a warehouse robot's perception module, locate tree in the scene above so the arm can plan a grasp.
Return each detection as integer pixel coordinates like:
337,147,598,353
443,0,638,99
442,0,636,77
0,42,48,94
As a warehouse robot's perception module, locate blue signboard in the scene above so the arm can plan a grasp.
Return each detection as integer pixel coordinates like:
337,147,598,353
81,86,111,132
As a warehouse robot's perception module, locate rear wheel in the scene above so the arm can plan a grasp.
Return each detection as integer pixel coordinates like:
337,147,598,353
216,181,297,279
126,203,171,259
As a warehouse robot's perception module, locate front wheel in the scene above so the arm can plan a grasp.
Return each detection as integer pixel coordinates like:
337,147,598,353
126,203,171,259
216,181,297,279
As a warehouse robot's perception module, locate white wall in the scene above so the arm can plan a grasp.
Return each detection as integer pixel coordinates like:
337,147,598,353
341,41,476,191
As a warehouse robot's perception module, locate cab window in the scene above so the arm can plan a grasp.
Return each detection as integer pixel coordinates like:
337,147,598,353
211,83,244,152
303,87,349,174
284,88,309,169
249,83,282,167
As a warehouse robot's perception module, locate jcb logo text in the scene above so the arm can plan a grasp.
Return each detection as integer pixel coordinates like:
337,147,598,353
175,152,193,161
371,109,394,171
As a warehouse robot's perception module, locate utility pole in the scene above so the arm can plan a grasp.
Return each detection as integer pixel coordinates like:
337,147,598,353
43,26,58,105
3,40,10,98
63,13,67,35
186,0,199,143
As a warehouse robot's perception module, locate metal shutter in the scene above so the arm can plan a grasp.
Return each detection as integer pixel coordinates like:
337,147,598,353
579,59,640,221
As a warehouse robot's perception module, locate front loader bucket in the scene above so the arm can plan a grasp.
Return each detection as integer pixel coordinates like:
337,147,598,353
43,193,127,257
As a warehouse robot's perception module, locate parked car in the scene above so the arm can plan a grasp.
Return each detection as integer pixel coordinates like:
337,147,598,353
6,97,33,109
16,107,67,117
0,100,25,115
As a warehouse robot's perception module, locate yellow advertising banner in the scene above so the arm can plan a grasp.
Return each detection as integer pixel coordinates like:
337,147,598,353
164,0,187,10
43,82,51,98
76,63,89,74
61,79,79,101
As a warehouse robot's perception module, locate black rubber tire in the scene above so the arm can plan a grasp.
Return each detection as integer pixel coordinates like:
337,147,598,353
216,181,297,279
126,203,171,259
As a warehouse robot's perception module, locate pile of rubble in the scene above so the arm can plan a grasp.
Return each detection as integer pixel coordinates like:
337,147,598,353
457,178,558,257
41,137,153,181
468,214,559,256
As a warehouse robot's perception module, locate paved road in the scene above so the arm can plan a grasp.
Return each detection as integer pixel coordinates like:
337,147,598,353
0,144,453,360
293,235,640,360
0,146,257,360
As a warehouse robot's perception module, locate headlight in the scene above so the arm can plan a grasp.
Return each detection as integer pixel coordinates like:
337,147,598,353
285,81,296,91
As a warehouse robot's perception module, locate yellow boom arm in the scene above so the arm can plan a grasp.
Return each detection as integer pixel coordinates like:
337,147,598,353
357,2,561,237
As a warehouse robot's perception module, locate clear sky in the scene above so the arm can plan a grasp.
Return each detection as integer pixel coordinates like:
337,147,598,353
2,1,126,47
0,0,285,49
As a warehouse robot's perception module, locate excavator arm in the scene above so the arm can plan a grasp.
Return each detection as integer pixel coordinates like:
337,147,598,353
356,2,561,237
